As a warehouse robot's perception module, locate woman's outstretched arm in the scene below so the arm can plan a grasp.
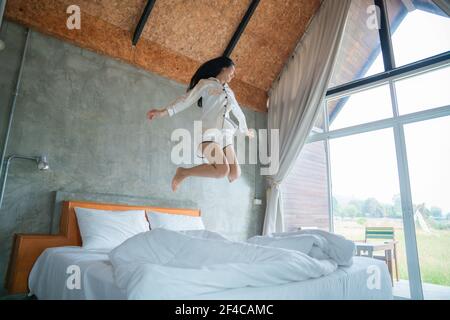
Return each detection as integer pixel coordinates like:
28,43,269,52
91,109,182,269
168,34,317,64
147,79,211,120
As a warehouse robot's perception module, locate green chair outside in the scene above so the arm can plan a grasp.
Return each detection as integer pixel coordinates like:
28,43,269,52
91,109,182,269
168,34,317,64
365,226,399,282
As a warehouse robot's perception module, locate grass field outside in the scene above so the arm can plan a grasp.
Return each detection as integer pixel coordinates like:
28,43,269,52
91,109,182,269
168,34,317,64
334,218,450,287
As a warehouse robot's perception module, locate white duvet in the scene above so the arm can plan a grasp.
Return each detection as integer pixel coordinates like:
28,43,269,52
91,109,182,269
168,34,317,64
108,229,355,300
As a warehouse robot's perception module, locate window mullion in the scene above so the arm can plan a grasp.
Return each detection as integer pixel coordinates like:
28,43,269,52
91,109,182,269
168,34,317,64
323,100,334,233
389,78,424,300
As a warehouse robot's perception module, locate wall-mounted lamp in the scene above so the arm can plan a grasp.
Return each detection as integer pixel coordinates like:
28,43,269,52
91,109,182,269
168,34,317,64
0,154,50,210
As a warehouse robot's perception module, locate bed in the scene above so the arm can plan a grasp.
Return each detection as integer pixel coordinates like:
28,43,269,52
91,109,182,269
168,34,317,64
28,246,392,300
5,200,201,294
6,200,393,300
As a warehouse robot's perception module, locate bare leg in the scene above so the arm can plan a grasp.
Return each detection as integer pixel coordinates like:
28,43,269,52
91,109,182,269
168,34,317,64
223,144,241,183
171,142,230,191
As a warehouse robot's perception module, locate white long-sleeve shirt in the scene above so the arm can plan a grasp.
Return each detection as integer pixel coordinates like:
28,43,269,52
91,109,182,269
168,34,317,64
165,77,249,133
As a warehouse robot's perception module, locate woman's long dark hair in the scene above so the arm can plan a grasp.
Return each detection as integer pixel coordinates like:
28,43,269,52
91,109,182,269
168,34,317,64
187,56,235,107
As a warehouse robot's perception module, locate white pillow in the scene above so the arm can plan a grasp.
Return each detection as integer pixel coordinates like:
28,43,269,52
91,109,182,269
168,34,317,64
74,207,150,250
146,211,205,231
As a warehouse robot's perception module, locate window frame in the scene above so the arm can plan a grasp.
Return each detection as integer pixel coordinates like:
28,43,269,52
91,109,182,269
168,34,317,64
313,0,450,300
327,0,450,98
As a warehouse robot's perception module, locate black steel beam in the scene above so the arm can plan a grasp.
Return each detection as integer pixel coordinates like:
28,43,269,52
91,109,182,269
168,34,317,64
132,0,157,46
223,0,260,57
374,0,395,71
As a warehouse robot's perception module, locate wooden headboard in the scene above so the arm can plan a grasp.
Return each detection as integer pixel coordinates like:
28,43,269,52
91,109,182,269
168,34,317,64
5,200,201,294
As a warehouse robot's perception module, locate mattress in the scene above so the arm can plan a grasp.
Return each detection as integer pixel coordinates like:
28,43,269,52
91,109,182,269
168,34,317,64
28,246,393,300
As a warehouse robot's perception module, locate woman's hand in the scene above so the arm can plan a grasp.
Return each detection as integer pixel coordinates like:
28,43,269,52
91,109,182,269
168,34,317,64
146,108,167,120
245,129,255,139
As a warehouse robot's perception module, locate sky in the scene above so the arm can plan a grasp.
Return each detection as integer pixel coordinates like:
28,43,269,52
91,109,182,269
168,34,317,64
328,9,450,214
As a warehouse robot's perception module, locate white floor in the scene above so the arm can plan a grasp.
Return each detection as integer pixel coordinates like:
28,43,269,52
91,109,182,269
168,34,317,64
393,280,450,300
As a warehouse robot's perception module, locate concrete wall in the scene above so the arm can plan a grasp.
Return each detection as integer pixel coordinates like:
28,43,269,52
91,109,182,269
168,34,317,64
0,21,268,296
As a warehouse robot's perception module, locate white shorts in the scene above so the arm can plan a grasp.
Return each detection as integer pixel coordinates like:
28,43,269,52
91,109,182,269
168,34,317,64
196,128,236,159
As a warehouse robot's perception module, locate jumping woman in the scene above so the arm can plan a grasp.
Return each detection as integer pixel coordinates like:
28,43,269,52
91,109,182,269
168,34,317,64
147,56,255,192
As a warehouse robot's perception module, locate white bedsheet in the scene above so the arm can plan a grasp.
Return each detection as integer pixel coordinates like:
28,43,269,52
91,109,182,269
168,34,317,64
29,247,126,300
29,247,392,300
195,257,393,300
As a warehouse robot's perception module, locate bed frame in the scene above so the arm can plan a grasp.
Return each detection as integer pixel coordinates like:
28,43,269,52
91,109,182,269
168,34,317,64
5,200,201,294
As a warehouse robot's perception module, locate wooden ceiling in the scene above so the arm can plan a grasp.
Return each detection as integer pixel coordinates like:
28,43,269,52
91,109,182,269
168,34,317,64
5,0,322,112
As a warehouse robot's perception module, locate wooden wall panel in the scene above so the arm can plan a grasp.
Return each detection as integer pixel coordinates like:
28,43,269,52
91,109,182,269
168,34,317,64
282,141,330,231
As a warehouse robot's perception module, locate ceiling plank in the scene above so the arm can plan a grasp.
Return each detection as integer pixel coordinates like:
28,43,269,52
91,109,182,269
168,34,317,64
5,0,268,112
4,0,322,113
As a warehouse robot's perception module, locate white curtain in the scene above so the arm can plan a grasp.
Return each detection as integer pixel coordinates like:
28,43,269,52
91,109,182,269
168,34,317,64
262,0,351,235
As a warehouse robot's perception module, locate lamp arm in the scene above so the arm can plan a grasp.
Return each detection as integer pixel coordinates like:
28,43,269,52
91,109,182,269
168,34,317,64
0,155,42,210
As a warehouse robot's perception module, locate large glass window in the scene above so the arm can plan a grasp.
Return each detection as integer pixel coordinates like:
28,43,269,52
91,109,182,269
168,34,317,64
395,65,450,115
330,129,400,225
328,0,384,88
283,0,450,300
330,129,410,294
404,115,450,298
387,0,450,67
328,84,393,130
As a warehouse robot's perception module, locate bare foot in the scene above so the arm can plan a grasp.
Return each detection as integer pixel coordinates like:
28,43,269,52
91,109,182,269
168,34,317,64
171,167,187,192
